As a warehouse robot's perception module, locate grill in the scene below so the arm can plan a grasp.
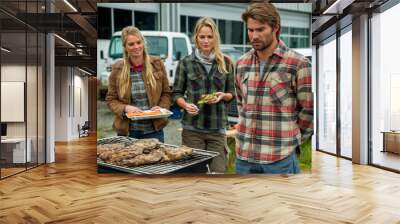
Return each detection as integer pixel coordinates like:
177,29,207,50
97,136,219,174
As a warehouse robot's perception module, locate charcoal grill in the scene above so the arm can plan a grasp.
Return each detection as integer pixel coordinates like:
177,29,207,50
97,136,219,174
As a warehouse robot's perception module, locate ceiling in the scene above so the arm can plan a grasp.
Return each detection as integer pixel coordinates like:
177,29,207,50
0,0,97,74
310,0,391,44
0,0,395,74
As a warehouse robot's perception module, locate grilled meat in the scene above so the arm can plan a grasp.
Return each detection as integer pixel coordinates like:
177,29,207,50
97,139,193,167
161,145,193,162
133,138,160,150
118,149,164,166
97,143,125,156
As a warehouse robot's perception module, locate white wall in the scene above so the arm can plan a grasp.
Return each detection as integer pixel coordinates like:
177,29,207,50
54,67,89,141
54,66,69,141
1,65,27,138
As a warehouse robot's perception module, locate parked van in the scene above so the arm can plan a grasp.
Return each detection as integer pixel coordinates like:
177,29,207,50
99,31,192,98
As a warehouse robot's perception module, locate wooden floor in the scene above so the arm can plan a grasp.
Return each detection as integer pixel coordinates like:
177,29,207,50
372,150,400,171
1,135,400,223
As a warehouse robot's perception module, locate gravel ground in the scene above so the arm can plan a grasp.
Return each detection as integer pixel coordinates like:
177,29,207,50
97,100,182,146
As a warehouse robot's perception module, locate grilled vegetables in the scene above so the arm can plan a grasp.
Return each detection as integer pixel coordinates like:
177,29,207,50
97,138,194,167
197,92,217,104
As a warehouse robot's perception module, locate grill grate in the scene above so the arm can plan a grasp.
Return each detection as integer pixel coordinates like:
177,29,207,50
97,136,219,174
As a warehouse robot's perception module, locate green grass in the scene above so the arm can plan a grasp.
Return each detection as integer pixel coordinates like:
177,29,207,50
97,100,117,139
225,137,312,173
299,138,312,171
226,137,236,174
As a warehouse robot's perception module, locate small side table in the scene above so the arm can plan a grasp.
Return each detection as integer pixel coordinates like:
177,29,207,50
381,131,400,154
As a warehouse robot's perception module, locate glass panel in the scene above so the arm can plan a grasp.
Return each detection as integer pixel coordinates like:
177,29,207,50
290,37,299,48
231,21,244,45
281,26,289,35
1,30,27,177
318,37,337,154
173,37,188,60
180,15,186,33
114,9,132,33
371,3,400,171
110,35,168,62
282,27,310,48
188,16,200,41
27,31,38,169
109,36,122,59
145,36,168,59
218,20,243,45
98,7,112,39
339,29,352,158
134,11,157,31
38,33,45,165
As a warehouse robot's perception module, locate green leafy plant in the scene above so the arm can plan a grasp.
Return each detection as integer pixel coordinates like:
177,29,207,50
298,138,312,170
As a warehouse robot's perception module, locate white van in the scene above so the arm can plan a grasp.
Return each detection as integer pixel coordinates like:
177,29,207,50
99,31,192,98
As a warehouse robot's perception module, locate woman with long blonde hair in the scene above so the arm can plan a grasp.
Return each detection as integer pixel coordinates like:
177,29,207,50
172,17,236,173
106,26,171,142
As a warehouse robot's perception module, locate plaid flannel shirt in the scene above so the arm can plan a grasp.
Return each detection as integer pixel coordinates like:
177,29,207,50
172,53,236,130
235,40,313,164
129,69,154,134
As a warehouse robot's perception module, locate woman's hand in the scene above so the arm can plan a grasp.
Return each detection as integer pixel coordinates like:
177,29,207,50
205,92,225,104
184,103,199,115
150,106,162,111
124,105,142,113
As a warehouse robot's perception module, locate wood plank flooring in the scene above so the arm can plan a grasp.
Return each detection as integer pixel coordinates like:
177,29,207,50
0,135,400,223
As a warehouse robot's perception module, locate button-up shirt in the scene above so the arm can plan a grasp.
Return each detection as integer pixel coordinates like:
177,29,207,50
172,53,236,131
235,40,313,164
129,67,154,134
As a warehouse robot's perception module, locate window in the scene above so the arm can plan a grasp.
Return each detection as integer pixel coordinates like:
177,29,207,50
109,35,168,59
135,11,157,31
290,38,299,48
340,29,352,158
114,9,132,33
173,38,188,60
109,36,123,59
218,20,226,44
218,20,244,45
145,36,168,59
98,7,111,39
281,27,310,48
188,16,200,41
371,3,400,171
281,26,289,35
180,15,186,33
231,21,244,45
318,37,337,155
0,4,46,178
291,27,308,35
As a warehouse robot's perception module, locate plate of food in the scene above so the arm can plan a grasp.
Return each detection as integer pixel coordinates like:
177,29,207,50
126,108,173,120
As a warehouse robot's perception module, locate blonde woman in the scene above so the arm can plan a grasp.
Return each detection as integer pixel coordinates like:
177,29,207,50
172,17,236,173
106,26,171,142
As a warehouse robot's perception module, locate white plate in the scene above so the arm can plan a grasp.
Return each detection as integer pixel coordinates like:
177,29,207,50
126,108,173,121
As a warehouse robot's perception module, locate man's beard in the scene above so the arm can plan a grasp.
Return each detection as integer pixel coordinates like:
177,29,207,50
251,36,273,51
